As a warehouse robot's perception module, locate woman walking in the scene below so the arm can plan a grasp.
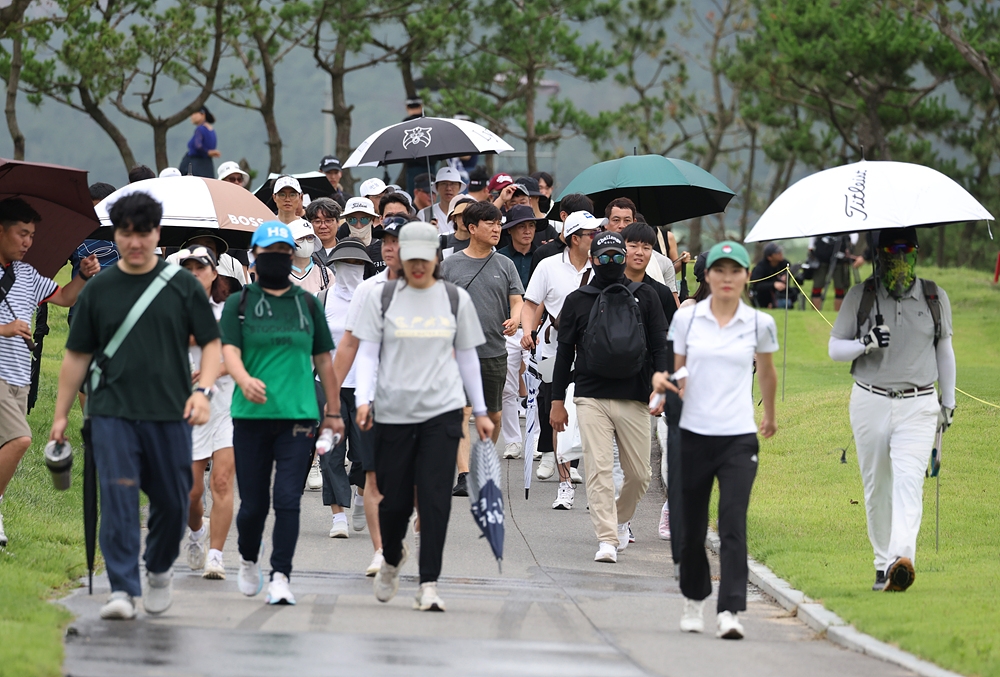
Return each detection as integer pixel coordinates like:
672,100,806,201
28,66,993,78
178,106,220,178
177,246,236,580
352,221,492,611
220,222,342,605
653,241,778,640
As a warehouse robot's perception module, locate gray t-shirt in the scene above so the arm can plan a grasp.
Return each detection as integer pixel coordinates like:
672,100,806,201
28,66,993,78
441,250,524,359
831,278,952,389
353,280,485,424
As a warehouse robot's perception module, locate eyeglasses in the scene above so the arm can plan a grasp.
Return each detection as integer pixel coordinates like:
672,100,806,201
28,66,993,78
346,216,374,226
381,215,407,227
596,252,625,265
882,243,917,254
275,191,299,200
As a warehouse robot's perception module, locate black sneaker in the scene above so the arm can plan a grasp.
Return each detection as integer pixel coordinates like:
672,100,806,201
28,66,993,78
884,557,915,592
452,472,469,497
872,570,887,591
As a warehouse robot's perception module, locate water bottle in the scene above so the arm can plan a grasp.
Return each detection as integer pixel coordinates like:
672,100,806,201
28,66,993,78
315,429,342,456
649,392,665,414
44,440,73,491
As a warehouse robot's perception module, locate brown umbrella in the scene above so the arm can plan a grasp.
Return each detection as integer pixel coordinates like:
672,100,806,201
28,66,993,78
0,158,99,279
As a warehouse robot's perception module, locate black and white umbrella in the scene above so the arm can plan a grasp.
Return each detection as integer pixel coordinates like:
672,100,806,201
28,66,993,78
343,117,514,168
469,437,505,573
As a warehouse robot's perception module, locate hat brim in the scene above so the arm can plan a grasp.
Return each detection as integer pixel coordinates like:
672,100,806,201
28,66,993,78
328,247,373,265
400,241,439,261
178,254,216,268
502,215,540,230
219,168,249,184
344,207,379,219
181,233,229,257
706,253,750,270
319,164,341,173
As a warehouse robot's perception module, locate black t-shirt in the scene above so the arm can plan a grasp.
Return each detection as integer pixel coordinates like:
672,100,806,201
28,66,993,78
66,260,220,421
750,258,788,307
551,276,670,403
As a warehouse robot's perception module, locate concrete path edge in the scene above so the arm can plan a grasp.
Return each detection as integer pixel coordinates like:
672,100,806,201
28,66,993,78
704,531,964,677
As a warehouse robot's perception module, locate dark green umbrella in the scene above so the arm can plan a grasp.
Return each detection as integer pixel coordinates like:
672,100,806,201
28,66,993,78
554,155,735,225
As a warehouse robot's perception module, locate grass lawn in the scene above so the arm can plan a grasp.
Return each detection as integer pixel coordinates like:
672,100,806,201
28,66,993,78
745,265,1000,677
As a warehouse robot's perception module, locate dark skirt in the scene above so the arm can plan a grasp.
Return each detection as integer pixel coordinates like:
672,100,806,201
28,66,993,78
179,154,214,178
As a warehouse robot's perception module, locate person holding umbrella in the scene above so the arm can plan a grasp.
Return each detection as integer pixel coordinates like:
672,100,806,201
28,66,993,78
828,227,955,592
353,221,492,612
417,167,466,234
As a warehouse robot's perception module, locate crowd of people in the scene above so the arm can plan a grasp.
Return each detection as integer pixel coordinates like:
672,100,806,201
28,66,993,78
0,106,956,639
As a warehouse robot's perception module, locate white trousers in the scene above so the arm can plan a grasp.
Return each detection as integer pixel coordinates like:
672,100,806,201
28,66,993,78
501,331,528,446
850,384,938,571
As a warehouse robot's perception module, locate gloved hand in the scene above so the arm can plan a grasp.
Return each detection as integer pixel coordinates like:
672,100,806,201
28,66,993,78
861,325,891,354
937,405,955,432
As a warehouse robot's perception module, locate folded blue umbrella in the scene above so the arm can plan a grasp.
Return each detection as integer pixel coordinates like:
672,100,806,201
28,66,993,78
469,437,504,573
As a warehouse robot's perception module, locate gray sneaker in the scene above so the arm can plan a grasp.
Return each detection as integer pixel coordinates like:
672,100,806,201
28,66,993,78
99,591,137,620
144,569,173,615
352,491,367,532
374,543,409,603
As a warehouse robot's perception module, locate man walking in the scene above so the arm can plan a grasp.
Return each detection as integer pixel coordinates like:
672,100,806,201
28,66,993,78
550,231,669,562
49,193,221,619
828,227,955,592
418,167,466,234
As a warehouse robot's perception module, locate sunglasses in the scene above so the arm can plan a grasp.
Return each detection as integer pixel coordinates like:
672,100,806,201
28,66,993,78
381,215,407,227
346,216,374,226
882,243,917,254
596,252,626,265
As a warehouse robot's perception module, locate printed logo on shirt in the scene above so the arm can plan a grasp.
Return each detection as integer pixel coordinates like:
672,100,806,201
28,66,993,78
391,314,454,337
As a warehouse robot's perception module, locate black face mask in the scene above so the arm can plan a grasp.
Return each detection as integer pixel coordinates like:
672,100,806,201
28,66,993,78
254,252,292,289
594,261,626,282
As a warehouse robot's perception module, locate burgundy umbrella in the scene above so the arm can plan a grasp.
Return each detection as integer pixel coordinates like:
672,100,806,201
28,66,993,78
0,158,98,279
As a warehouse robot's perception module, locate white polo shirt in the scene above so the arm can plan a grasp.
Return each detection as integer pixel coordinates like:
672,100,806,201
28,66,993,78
523,250,592,360
669,298,778,436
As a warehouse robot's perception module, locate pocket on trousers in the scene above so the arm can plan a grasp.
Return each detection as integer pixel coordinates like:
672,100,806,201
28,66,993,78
442,412,465,441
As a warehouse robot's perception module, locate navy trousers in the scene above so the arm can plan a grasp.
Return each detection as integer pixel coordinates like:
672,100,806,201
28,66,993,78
91,416,193,598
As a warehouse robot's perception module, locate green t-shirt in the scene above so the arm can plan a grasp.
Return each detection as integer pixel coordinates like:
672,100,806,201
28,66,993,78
220,283,334,421
66,260,220,421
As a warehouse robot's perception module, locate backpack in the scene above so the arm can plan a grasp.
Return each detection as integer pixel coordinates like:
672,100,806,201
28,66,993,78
379,278,461,344
813,235,848,263
853,277,942,376
577,281,647,379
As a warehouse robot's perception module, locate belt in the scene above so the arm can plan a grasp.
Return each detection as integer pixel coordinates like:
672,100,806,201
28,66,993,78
855,382,935,399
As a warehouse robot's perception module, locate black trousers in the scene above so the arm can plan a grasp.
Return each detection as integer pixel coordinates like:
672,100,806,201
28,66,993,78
663,391,684,564
679,429,758,613
375,409,464,583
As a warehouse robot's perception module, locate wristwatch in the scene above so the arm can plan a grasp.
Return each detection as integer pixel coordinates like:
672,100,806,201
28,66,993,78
194,386,214,401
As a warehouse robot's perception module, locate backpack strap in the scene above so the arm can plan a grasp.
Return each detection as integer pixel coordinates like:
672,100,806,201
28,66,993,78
237,285,250,323
380,278,399,318
921,279,942,347
442,280,460,320
317,287,329,309
854,277,878,340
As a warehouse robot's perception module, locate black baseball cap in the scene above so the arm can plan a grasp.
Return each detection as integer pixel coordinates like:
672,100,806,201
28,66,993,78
413,173,431,193
375,215,410,239
515,176,543,197
591,231,626,256
877,227,918,248
468,166,489,191
319,155,341,173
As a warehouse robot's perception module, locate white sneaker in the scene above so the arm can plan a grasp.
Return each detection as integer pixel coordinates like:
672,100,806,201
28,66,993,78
0,512,7,548
374,543,409,603
659,501,671,540
185,527,208,570
717,610,744,639
238,546,264,596
569,467,583,484
144,569,172,615
413,582,446,611
594,542,618,563
617,523,630,552
552,481,574,510
203,550,226,580
266,572,296,605
536,453,555,480
329,516,349,538
307,461,322,491
366,549,384,577
99,591,137,620
680,598,706,633
352,492,367,532
503,442,521,459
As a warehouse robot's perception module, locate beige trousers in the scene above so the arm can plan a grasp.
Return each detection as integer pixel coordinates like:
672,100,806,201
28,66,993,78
574,397,651,545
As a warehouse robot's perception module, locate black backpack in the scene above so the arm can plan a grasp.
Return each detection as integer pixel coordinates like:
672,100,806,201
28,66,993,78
813,235,849,263
577,281,647,379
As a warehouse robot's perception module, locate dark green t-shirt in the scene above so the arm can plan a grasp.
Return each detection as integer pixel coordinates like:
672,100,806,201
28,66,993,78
219,283,334,421
66,260,220,421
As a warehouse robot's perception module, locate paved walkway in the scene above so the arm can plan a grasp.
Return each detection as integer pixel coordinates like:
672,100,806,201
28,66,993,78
61,447,917,677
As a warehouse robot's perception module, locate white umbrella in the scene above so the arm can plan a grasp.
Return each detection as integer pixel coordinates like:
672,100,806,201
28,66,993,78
522,367,541,499
344,117,514,168
745,160,994,242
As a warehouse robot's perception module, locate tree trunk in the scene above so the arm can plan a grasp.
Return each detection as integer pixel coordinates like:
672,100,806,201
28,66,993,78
330,43,355,192
5,34,25,160
738,126,757,241
937,225,946,268
524,67,537,175
399,51,417,100
79,84,137,171
153,124,170,172
256,33,283,174
688,218,702,253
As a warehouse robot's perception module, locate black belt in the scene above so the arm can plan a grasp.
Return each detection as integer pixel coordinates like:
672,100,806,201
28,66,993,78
855,382,935,399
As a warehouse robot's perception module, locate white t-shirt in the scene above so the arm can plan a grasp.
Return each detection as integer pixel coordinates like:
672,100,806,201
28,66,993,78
418,203,451,235
324,284,356,388
188,298,233,388
344,269,388,333
165,251,247,286
523,250,592,360
668,298,778,436
653,250,677,293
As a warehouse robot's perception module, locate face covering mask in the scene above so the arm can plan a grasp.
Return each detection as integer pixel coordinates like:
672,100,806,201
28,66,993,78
333,261,365,299
255,252,293,289
879,249,917,298
349,225,372,245
295,238,315,259
594,260,626,282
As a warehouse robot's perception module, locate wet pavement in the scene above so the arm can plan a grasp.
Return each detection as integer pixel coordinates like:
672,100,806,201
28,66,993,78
60,441,918,677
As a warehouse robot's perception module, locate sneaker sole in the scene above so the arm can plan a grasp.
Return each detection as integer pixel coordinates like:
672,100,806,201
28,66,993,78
680,622,704,633
415,601,446,611
718,627,744,639
884,557,915,592
99,602,137,620
374,545,408,602
330,530,349,539
202,568,226,580
595,555,617,563
266,595,296,605
552,503,572,510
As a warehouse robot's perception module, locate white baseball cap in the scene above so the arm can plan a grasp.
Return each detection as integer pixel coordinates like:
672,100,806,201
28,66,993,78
217,161,249,185
434,166,467,192
563,211,607,237
399,221,440,262
342,197,378,218
287,218,322,248
359,178,388,198
159,167,182,178
273,175,302,194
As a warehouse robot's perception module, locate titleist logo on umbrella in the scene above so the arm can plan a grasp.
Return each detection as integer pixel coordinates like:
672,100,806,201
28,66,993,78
402,127,433,149
844,169,868,220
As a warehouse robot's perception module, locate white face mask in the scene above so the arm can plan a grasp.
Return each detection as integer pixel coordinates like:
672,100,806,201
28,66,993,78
333,261,365,295
295,238,315,259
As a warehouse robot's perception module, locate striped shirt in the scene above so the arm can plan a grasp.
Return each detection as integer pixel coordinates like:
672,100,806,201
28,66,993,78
0,261,58,386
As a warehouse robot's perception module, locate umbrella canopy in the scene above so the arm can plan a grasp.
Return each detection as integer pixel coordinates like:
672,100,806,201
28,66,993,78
253,171,340,212
522,367,542,499
468,437,504,572
94,176,273,249
344,117,514,168
0,158,99,279
554,155,735,226
744,160,995,243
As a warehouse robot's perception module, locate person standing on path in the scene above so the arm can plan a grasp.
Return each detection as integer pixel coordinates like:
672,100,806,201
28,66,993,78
828,227,955,593
550,231,670,564
442,201,524,496
417,167,466,234
48,193,221,620
353,221,492,612
655,240,778,640
178,106,220,178
272,176,304,224
220,221,342,607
